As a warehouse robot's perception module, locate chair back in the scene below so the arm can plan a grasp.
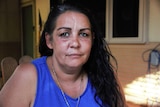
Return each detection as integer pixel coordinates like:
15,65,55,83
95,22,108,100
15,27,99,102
1,57,18,85
19,55,33,64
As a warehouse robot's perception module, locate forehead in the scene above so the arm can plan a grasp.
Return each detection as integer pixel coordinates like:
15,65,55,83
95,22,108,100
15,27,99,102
55,11,91,27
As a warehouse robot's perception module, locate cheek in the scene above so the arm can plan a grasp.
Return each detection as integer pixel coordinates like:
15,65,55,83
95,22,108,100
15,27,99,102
53,37,66,47
53,40,68,53
82,41,92,53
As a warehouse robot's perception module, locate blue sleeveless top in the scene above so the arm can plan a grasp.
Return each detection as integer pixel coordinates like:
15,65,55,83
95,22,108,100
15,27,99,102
32,56,108,107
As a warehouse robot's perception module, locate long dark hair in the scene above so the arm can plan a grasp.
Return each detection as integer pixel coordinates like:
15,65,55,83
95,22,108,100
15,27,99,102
39,3,125,107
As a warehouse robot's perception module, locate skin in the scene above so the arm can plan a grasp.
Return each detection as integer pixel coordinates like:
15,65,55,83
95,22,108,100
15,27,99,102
0,11,93,107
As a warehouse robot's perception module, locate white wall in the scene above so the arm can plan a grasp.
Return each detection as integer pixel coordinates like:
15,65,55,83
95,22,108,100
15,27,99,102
148,0,160,42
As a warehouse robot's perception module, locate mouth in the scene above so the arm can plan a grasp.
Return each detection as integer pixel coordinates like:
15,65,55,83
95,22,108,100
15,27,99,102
67,53,83,58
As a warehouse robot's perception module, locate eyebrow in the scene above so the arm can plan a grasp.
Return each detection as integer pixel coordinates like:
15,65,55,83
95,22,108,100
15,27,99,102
80,28,91,31
57,27,91,31
57,27,71,31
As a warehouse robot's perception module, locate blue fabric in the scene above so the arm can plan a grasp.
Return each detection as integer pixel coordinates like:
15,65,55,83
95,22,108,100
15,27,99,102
32,56,108,107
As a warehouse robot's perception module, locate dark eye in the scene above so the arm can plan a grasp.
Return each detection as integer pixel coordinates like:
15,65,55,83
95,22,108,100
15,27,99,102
80,33,88,37
59,32,70,37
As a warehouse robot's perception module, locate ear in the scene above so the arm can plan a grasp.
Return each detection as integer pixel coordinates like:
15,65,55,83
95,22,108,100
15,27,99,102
45,33,53,49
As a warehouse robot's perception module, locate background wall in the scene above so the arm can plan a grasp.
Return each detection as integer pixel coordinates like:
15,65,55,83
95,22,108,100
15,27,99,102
0,0,20,42
0,0,21,62
109,43,160,88
148,0,160,41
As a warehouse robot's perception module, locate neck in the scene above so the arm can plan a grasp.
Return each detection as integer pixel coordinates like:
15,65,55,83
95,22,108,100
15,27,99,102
52,64,83,83
51,57,83,83
52,66,84,98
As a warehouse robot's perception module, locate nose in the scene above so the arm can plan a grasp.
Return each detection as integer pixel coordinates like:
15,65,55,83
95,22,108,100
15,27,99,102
70,36,80,48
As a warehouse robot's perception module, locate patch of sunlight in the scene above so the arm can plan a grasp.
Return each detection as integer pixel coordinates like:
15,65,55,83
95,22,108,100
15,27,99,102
124,71,160,106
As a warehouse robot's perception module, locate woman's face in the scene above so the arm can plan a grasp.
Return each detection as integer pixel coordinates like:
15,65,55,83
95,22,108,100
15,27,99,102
46,11,93,69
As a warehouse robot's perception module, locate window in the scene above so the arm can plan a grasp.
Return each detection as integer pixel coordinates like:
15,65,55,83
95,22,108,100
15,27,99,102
106,0,148,44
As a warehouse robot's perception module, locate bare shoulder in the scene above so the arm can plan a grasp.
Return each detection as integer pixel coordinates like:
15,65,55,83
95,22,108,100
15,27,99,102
0,63,37,107
7,63,37,87
14,62,37,79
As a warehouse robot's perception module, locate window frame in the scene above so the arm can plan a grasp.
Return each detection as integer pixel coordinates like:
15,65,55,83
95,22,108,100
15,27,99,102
105,0,148,44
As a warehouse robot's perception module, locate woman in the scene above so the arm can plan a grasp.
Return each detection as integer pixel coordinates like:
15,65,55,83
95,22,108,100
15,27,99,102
0,3,126,107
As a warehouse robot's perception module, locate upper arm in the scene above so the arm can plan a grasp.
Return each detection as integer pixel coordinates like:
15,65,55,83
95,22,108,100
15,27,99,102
0,63,37,107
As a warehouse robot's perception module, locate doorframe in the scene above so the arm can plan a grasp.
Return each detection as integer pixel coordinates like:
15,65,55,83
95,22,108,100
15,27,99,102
20,1,36,58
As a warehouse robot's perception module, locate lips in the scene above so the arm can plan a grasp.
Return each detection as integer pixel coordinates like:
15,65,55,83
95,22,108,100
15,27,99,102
67,53,83,58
